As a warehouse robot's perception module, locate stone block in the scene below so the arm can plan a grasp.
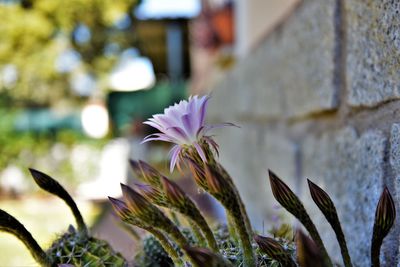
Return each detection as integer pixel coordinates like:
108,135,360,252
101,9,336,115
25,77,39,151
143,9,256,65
270,0,338,117
301,127,386,266
346,0,400,107
213,124,297,231
209,0,338,120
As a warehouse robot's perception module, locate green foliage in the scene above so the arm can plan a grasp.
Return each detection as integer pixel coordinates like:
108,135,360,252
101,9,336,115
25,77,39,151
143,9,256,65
0,0,138,106
0,109,107,187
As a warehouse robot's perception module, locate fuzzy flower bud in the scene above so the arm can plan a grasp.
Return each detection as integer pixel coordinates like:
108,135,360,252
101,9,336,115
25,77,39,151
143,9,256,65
254,235,296,267
308,179,352,267
371,187,396,267
296,230,325,267
129,160,162,187
29,168,87,234
160,176,186,206
135,183,166,206
183,246,233,267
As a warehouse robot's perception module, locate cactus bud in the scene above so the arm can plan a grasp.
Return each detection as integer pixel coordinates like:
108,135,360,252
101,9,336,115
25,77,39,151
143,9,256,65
183,246,233,267
0,210,49,266
268,170,332,266
135,183,165,206
268,170,299,212
254,235,296,267
371,187,396,267
296,229,325,267
374,187,396,236
161,176,186,206
308,179,352,267
120,183,154,217
186,157,208,189
108,197,131,221
129,160,162,187
28,168,87,235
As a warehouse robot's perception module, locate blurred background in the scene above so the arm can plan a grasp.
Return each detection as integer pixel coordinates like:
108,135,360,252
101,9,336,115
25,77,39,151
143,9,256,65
0,0,297,265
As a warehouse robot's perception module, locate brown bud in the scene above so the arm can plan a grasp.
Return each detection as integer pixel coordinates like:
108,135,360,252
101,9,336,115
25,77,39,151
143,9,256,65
129,160,161,186
120,183,151,216
186,157,207,188
108,197,130,220
135,183,165,205
161,176,186,206
204,164,223,194
254,235,296,267
371,187,396,267
308,179,352,267
268,170,300,213
183,246,233,267
308,179,336,214
29,168,87,234
296,230,325,267
374,187,396,236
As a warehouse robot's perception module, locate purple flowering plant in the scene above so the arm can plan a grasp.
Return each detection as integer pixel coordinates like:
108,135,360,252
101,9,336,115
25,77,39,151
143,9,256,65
142,95,234,172
0,95,396,267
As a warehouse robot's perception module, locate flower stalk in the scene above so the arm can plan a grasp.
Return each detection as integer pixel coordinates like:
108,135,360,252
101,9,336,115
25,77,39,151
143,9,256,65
132,166,219,252
120,184,201,266
201,163,255,267
308,179,352,267
109,196,183,266
29,168,88,235
268,170,332,267
0,210,50,266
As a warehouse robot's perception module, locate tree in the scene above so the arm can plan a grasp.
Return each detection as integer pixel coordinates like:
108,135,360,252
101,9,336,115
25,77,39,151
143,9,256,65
0,0,138,106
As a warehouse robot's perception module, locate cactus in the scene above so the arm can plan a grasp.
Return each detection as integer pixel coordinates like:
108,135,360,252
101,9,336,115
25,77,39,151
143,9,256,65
1,95,396,267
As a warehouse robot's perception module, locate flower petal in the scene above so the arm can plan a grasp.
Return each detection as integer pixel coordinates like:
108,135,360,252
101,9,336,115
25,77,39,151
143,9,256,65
142,133,174,143
181,113,195,138
203,122,239,133
169,145,181,172
198,95,210,128
194,142,207,162
166,126,190,143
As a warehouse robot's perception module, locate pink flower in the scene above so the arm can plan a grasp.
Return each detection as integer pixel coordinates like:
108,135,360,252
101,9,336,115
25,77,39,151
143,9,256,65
142,95,233,172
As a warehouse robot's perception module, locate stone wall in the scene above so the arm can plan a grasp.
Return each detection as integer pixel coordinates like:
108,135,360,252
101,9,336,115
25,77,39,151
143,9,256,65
207,0,400,266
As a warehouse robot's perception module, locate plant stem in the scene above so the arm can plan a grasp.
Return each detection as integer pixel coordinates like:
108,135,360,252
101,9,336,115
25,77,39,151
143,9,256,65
0,210,50,266
227,204,255,267
190,211,219,252
189,220,207,247
149,228,183,266
163,223,200,267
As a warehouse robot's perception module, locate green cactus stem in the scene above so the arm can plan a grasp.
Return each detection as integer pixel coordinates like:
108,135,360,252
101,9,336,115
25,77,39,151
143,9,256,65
29,168,88,235
0,209,50,266
185,140,253,238
160,176,219,252
308,179,352,267
202,164,256,267
47,225,126,266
